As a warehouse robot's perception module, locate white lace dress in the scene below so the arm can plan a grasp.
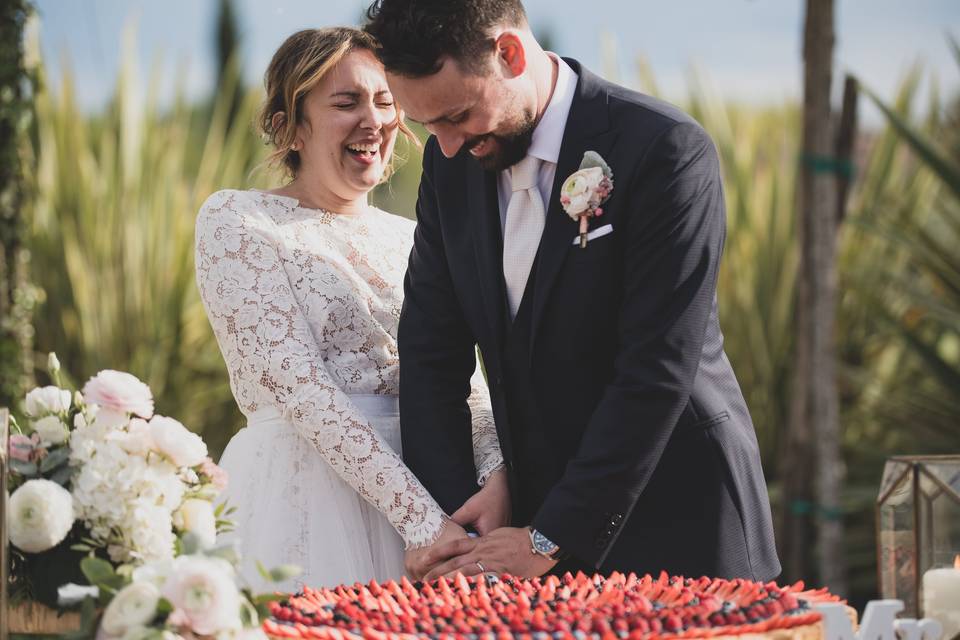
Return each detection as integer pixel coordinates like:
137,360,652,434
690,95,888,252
195,189,502,592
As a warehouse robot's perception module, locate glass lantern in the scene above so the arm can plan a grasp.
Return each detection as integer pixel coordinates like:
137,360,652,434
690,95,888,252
877,455,960,627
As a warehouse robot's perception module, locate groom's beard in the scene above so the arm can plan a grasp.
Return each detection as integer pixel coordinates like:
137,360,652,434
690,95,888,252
467,111,537,172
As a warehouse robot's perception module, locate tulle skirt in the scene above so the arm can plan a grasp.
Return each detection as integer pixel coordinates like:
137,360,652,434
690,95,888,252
216,394,406,593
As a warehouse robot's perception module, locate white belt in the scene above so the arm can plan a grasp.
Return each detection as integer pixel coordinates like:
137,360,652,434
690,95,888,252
246,394,399,430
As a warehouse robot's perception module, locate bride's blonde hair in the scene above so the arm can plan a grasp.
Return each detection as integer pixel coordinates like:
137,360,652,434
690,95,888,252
258,27,418,181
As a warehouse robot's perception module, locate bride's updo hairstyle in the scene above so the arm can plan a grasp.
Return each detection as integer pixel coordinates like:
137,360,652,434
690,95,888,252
258,27,416,180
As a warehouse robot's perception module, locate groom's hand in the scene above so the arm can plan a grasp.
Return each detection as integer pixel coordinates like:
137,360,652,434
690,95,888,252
424,527,556,581
405,519,475,580
451,467,511,535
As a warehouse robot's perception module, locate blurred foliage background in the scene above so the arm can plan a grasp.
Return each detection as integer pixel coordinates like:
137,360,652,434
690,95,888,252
2,0,959,610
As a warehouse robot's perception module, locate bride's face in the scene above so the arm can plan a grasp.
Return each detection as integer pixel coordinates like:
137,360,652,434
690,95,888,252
294,50,399,199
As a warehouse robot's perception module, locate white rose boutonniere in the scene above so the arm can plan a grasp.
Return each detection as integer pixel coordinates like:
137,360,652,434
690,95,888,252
560,150,614,248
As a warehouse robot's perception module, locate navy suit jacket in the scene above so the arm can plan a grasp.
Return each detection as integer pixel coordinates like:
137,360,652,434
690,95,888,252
398,59,781,581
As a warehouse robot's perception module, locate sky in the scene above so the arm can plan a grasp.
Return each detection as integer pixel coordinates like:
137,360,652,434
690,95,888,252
32,1,960,127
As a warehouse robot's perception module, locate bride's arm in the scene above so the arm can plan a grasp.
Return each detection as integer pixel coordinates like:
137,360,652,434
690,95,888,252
195,191,446,549
468,355,503,486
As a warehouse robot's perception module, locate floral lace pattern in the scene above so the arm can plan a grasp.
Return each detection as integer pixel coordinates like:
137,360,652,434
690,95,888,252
195,189,502,548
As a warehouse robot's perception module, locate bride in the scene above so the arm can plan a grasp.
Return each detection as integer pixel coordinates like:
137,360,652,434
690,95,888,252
194,27,506,591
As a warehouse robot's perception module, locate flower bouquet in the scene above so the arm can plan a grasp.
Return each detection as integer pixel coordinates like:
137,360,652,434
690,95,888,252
4,354,286,636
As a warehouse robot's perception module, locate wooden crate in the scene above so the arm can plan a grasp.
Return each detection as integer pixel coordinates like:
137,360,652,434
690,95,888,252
7,600,82,635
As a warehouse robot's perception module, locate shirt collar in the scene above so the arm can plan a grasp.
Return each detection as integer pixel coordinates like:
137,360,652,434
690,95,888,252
527,54,578,165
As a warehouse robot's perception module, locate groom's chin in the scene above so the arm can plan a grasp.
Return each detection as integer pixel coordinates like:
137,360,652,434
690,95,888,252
474,139,529,172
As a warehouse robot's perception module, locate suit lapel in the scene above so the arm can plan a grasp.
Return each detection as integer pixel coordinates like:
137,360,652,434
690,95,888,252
529,62,616,355
468,162,507,349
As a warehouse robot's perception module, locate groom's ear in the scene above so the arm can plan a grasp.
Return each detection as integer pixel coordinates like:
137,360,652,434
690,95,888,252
494,31,526,79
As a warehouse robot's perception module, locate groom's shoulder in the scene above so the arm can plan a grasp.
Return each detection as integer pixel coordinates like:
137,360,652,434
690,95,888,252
597,76,707,148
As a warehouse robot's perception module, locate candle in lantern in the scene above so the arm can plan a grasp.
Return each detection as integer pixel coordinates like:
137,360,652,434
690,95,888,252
923,555,960,640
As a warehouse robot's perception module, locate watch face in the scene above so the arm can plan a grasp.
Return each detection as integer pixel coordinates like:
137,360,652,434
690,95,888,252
532,529,558,554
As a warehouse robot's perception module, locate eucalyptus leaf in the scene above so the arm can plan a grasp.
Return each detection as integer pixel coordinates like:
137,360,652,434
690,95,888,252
208,542,240,565
269,564,302,583
40,446,70,472
254,592,287,605
179,531,201,555
9,458,38,476
579,150,613,178
256,560,272,582
80,556,117,589
240,599,259,627
50,464,74,486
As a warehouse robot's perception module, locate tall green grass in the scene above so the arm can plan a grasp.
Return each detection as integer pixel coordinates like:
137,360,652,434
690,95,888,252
23,33,272,455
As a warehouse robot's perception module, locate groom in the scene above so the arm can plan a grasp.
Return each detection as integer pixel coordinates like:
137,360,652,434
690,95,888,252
366,0,780,582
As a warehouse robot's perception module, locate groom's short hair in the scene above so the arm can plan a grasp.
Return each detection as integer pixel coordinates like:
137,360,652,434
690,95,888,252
364,0,527,77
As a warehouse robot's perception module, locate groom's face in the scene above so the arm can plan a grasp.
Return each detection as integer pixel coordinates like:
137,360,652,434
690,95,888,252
387,57,535,171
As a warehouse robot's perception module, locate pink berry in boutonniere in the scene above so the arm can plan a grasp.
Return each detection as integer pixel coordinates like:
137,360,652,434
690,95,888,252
561,151,614,248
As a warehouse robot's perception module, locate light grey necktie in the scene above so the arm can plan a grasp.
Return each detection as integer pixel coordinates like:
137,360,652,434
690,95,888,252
502,155,545,320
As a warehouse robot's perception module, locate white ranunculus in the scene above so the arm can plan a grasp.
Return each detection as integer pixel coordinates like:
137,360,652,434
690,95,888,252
82,370,154,420
33,414,69,445
100,581,161,636
25,385,72,417
163,556,241,636
57,583,100,606
8,479,75,553
119,627,154,640
176,499,217,549
560,166,605,216
149,416,207,467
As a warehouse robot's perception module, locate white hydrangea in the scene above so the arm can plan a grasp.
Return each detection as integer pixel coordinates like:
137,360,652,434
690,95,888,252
69,423,188,564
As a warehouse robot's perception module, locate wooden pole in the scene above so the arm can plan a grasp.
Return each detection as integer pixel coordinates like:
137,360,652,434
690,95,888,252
835,75,859,225
800,0,847,596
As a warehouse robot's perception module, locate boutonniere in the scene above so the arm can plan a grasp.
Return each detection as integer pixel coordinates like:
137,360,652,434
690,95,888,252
560,151,614,248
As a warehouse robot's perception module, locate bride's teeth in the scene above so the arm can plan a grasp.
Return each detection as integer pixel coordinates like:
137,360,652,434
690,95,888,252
347,143,379,154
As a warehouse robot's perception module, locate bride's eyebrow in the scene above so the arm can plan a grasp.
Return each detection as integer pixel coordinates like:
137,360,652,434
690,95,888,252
329,89,393,100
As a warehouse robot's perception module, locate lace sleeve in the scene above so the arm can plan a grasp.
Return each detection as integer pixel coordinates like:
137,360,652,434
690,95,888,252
195,193,446,549
469,353,504,486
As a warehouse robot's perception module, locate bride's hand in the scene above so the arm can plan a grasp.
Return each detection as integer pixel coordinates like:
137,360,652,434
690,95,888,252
404,518,474,580
451,466,511,535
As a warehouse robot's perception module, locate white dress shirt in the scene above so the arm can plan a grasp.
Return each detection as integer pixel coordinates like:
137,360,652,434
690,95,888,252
497,54,578,231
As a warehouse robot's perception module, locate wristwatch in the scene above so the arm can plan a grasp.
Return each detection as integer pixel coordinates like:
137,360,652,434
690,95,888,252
528,527,564,561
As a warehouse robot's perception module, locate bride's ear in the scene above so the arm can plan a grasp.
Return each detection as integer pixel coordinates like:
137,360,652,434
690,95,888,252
495,31,526,78
272,111,298,147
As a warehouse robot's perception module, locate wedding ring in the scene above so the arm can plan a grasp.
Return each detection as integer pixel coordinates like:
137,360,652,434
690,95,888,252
475,560,486,573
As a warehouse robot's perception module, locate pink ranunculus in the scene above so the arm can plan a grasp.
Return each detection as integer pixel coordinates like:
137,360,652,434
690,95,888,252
9,434,36,462
199,457,229,492
81,370,154,420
